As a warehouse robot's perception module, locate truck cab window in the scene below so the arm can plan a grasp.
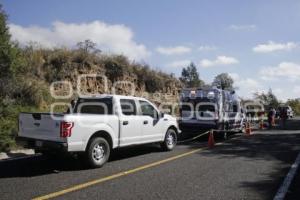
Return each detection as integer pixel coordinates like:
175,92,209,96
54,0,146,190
139,100,158,119
120,99,137,115
74,98,113,114
198,105,215,112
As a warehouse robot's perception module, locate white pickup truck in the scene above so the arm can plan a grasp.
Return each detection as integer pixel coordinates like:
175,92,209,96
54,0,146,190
17,95,180,168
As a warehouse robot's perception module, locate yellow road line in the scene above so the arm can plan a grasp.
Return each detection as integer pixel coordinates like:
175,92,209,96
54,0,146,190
32,148,203,200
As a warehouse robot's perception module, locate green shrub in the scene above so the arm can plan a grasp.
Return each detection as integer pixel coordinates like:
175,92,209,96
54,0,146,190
104,59,125,83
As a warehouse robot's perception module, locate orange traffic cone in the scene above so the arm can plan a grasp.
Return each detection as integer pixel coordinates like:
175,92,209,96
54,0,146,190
246,122,252,136
259,119,264,130
208,130,215,148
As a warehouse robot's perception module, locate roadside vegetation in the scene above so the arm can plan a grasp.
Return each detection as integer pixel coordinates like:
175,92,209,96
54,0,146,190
286,99,300,115
254,89,280,109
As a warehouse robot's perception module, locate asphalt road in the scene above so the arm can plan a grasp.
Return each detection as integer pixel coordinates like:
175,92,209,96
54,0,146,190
1,118,300,200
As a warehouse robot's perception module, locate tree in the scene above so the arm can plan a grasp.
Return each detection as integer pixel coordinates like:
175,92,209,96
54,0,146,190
0,5,13,78
0,5,25,97
286,99,300,115
267,89,279,108
179,62,204,88
212,73,234,90
0,4,25,151
254,88,279,109
76,39,101,54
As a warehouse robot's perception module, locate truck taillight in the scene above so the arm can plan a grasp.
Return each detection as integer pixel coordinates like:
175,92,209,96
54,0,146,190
60,121,74,138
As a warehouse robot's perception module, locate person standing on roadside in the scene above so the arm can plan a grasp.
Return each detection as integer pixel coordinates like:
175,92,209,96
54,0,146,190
280,107,288,129
271,107,276,126
268,107,275,129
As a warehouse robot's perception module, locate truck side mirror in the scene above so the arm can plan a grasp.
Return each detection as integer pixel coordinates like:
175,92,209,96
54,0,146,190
160,112,165,118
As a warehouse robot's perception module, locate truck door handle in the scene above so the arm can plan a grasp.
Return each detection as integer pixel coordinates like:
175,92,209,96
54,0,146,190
123,121,129,125
143,120,148,124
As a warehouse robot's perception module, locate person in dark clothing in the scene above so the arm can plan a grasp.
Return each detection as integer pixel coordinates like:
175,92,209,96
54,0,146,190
280,107,288,129
268,107,275,129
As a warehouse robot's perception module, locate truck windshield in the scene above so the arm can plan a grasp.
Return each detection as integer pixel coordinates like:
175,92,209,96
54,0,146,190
73,98,113,115
197,105,215,112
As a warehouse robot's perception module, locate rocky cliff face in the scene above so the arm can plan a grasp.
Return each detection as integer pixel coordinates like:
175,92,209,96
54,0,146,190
23,49,182,111
52,70,181,104
43,52,182,107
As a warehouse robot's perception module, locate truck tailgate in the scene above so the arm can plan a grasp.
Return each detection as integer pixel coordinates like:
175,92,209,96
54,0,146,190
18,113,65,142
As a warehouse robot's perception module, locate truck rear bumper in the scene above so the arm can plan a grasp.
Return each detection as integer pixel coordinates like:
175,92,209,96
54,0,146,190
16,136,68,152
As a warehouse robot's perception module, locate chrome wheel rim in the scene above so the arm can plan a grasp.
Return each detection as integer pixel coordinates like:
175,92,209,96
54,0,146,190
166,132,175,148
92,144,105,162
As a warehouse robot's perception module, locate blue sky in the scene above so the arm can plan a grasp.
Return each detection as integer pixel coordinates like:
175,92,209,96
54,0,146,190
2,0,300,101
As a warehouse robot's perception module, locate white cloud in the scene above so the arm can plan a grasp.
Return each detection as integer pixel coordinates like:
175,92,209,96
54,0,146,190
253,41,298,53
273,88,295,101
259,62,300,81
229,73,262,99
273,88,283,95
228,24,257,31
167,60,191,68
156,46,191,55
229,73,260,89
198,45,217,51
9,21,150,60
229,73,298,101
293,86,300,94
199,56,239,67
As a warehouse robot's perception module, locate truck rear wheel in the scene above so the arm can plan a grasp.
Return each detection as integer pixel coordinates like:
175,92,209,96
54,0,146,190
161,128,177,151
85,137,110,168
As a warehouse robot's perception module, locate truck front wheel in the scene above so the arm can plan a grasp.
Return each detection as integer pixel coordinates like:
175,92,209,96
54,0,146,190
161,128,177,151
85,137,110,168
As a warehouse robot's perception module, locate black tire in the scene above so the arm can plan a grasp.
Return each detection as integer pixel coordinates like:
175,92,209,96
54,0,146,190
223,131,228,140
85,137,110,168
160,128,177,151
217,122,227,139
